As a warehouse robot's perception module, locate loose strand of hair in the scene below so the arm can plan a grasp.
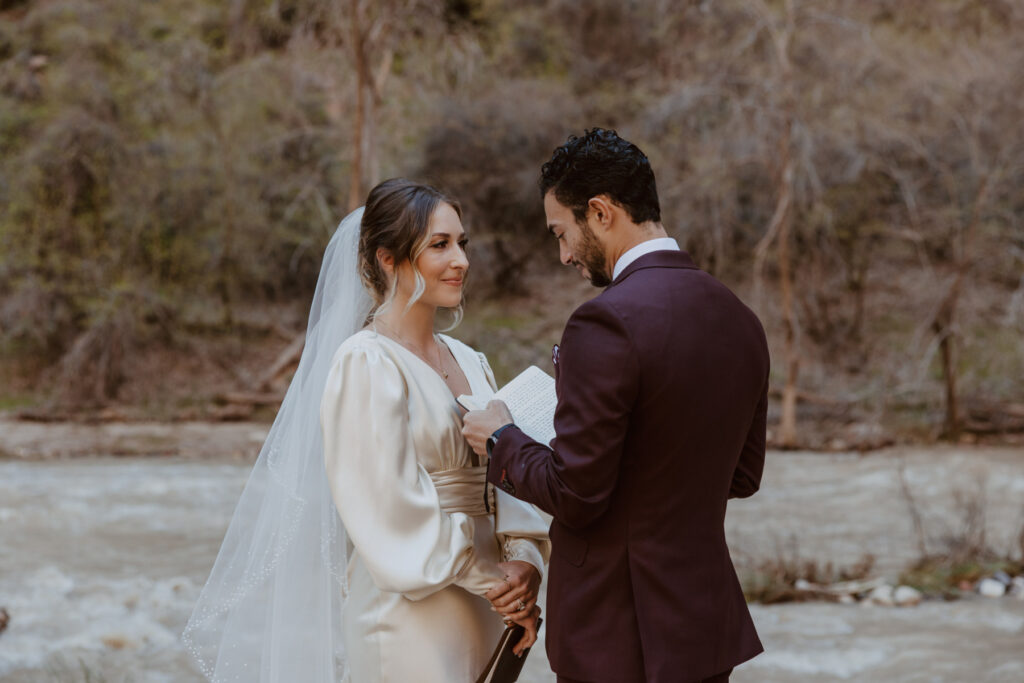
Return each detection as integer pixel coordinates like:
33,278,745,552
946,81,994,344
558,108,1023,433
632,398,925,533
404,270,426,314
371,273,399,322
438,303,464,332
401,229,433,314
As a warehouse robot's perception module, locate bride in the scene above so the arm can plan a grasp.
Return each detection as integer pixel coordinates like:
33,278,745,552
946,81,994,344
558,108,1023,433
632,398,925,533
184,179,550,682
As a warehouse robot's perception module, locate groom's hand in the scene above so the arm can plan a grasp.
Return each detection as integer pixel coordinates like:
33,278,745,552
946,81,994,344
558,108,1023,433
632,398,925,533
461,400,514,457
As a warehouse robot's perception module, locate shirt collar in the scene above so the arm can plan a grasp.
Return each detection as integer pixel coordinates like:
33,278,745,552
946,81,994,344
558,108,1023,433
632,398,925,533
611,237,681,281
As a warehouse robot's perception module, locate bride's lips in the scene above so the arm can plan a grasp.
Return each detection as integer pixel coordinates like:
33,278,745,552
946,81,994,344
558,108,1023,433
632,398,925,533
442,278,463,287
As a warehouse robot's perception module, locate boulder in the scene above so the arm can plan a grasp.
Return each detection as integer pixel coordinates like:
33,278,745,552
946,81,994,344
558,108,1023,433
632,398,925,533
867,584,895,606
978,578,1006,598
893,585,923,607
991,570,1013,587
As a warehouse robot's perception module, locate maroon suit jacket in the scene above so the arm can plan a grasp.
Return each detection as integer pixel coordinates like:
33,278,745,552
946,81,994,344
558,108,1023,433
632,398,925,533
488,250,768,683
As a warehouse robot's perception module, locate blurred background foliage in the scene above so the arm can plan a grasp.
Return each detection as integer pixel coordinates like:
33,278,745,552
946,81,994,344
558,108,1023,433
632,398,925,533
0,0,1022,443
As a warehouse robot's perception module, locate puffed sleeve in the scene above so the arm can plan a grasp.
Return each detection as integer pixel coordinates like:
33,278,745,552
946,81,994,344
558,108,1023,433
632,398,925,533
495,489,551,574
320,343,505,600
477,351,551,575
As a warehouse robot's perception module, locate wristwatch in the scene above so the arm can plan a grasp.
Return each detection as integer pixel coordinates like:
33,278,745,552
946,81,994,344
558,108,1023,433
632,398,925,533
486,423,515,458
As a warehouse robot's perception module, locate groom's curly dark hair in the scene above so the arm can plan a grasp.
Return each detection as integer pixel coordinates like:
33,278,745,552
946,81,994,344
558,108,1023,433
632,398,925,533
539,128,661,226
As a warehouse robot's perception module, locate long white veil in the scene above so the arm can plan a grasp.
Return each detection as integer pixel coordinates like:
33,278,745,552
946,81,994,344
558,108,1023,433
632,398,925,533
184,208,372,682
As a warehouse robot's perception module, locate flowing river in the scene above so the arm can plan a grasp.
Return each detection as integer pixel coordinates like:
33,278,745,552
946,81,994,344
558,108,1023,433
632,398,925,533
1,445,1023,682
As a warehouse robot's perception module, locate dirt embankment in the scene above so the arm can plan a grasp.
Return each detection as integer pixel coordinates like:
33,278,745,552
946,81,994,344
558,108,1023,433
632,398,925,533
0,417,269,461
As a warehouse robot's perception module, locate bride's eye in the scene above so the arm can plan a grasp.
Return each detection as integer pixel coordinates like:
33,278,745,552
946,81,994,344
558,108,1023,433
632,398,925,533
458,239,469,249
432,240,447,249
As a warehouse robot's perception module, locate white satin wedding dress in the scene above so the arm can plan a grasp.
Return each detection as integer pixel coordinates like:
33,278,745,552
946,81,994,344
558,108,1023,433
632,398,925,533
320,329,550,683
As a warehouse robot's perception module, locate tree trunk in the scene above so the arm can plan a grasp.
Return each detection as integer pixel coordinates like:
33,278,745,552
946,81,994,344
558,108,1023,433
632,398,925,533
347,0,367,212
938,328,959,438
777,127,799,448
367,49,392,189
932,173,994,439
850,266,866,344
755,0,800,448
202,94,236,328
346,3,392,210
366,88,378,190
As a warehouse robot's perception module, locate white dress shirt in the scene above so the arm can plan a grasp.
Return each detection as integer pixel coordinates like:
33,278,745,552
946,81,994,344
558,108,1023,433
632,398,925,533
611,237,681,281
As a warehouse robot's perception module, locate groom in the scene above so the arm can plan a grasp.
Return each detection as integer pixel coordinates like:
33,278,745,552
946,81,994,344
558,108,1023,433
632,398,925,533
463,129,768,683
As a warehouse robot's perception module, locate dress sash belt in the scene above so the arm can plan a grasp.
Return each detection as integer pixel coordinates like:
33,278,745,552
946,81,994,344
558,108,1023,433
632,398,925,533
429,466,494,517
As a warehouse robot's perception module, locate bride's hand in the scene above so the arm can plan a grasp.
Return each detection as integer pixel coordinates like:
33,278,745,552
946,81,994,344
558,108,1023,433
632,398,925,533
486,561,541,620
509,604,541,656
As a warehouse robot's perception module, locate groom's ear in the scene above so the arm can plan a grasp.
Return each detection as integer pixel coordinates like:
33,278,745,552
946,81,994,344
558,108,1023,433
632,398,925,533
587,195,616,232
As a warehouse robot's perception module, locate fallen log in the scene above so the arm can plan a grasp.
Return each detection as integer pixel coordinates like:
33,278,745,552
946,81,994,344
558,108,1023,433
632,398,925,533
254,333,305,391
208,403,255,422
964,402,1024,434
217,392,286,406
768,387,851,406
794,576,887,597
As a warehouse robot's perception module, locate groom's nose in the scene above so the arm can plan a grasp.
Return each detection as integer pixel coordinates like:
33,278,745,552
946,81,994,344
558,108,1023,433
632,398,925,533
559,240,573,266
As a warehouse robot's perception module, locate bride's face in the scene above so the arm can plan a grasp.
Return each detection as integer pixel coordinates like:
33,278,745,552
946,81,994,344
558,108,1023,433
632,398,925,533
394,202,468,309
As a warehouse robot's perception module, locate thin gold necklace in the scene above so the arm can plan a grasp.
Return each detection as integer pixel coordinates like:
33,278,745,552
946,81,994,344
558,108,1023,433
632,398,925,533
373,320,449,380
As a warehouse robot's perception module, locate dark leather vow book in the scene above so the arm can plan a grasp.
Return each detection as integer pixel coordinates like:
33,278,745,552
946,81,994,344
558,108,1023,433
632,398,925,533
475,619,542,683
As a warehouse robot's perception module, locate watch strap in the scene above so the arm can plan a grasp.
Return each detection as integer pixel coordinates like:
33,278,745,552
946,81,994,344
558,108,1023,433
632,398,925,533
486,423,515,458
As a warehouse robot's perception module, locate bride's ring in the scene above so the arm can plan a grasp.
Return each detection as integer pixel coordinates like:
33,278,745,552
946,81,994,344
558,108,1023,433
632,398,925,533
516,599,527,611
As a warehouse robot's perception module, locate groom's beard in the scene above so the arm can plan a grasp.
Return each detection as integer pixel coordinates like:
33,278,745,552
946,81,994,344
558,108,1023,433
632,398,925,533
575,221,611,288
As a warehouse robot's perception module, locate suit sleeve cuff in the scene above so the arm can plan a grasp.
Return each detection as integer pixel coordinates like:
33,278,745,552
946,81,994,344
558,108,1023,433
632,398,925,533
486,425,531,491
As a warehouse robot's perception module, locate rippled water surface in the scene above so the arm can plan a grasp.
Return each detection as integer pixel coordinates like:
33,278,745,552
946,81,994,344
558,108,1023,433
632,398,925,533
0,459,246,681
1,450,1023,682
